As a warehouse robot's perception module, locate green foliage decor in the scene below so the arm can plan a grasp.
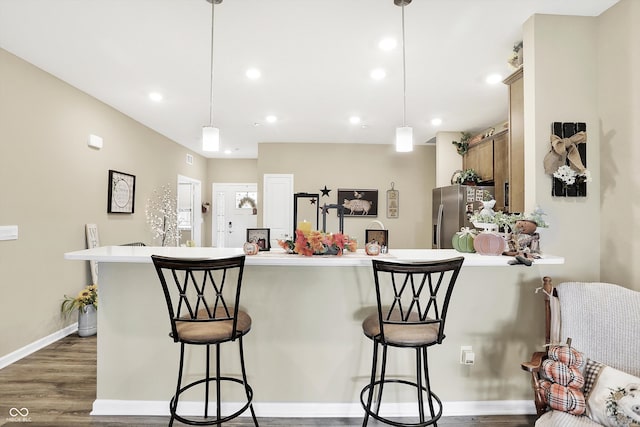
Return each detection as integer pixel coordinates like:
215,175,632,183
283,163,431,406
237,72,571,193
456,168,481,184
451,131,472,155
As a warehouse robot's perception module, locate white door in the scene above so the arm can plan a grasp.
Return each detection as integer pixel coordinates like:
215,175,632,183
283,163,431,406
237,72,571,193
263,174,294,247
212,183,257,248
177,175,202,247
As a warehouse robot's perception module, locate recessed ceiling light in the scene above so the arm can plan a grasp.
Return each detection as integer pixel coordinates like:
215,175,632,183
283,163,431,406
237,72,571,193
265,115,277,123
431,118,443,126
224,149,232,155
246,68,261,80
370,68,386,80
349,116,361,125
485,73,503,84
148,92,163,102
378,37,397,51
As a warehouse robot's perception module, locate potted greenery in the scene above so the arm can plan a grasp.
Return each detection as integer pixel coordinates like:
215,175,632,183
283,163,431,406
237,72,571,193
451,131,472,155
509,41,523,69
61,284,98,337
455,168,481,185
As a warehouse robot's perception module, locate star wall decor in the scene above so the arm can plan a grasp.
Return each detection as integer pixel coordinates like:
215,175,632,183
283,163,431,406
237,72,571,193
320,185,331,197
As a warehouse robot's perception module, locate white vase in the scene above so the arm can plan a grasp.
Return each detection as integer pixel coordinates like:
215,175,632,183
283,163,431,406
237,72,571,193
78,305,97,337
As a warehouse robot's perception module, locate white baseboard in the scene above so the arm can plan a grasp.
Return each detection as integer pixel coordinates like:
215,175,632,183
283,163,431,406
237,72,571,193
92,399,536,417
0,323,78,370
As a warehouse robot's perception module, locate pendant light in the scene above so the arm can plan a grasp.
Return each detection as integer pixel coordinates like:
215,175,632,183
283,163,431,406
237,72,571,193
395,0,413,152
202,0,222,152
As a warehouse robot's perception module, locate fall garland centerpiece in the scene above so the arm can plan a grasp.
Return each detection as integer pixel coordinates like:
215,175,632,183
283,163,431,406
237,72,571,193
278,229,357,256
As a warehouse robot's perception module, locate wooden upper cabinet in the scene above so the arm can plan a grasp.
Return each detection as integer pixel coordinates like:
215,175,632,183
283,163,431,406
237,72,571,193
504,67,524,213
463,139,494,182
463,129,509,211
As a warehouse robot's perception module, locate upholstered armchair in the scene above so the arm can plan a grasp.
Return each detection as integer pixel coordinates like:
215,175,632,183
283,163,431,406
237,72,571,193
522,279,640,427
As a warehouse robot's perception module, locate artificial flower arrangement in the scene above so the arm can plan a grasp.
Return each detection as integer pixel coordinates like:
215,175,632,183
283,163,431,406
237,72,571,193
278,229,357,256
553,165,592,186
61,284,98,316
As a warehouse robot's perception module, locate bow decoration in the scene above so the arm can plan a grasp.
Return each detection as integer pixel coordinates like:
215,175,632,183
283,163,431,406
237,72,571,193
458,227,477,237
543,131,587,175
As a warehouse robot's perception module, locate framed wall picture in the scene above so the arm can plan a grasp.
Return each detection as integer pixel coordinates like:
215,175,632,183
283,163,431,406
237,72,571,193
246,228,270,251
365,229,388,248
337,189,378,216
108,170,135,214
386,183,399,218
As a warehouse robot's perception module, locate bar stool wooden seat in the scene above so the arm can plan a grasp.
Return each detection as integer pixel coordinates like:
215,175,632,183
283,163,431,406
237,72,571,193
151,255,259,427
361,257,464,427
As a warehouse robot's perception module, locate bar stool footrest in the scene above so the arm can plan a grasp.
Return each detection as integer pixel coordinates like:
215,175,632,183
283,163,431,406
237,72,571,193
360,379,442,427
170,376,254,426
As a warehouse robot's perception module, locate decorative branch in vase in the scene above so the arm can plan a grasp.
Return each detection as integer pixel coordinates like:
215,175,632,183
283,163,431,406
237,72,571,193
145,184,181,246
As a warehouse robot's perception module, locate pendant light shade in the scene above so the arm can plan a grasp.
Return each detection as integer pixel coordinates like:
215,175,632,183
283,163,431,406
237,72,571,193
202,0,220,152
395,126,413,152
395,0,413,153
202,126,220,152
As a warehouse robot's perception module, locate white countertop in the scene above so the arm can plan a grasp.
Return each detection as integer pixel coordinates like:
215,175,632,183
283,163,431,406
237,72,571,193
64,246,564,267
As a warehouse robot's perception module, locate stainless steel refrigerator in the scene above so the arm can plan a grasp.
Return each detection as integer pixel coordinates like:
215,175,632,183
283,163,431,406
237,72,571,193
432,185,495,249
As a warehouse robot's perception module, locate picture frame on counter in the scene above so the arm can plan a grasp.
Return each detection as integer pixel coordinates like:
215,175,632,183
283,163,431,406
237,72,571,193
365,229,388,248
246,228,270,251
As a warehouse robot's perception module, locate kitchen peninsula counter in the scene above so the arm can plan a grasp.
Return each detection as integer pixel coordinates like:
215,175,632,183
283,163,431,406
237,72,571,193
65,245,564,266
64,246,564,417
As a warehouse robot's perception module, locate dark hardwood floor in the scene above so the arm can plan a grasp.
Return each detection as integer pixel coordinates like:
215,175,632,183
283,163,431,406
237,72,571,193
0,334,535,426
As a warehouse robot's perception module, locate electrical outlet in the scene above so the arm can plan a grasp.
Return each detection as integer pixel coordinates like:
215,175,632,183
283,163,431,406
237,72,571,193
460,345,475,365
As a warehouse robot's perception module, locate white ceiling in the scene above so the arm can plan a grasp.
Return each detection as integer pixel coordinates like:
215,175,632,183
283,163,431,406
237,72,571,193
0,0,618,158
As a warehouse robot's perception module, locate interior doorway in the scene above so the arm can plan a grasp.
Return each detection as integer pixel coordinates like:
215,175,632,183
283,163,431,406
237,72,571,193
212,183,257,248
177,175,202,247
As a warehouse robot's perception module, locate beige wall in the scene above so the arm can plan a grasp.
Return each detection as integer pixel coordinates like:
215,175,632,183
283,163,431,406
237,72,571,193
523,14,602,285
0,48,207,357
256,142,436,249
597,0,640,288
435,131,464,187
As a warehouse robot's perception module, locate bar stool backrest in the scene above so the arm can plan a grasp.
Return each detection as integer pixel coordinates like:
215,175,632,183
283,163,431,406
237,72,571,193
371,257,464,345
151,255,246,343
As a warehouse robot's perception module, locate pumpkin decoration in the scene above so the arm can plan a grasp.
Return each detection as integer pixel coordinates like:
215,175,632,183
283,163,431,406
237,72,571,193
243,241,259,256
452,227,476,253
539,344,586,415
365,241,381,256
473,231,505,256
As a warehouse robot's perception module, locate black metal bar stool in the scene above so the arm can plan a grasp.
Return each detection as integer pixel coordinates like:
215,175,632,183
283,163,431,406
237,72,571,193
360,257,464,427
152,255,259,426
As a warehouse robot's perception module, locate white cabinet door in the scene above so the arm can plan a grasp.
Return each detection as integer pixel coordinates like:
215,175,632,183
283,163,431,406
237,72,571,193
263,174,293,247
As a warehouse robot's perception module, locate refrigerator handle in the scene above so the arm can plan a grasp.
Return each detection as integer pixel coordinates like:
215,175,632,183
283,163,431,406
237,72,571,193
434,203,444,249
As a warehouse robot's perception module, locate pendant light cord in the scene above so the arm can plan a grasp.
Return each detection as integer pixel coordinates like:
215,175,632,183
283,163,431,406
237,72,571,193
208,0,215,127
401,3,407,127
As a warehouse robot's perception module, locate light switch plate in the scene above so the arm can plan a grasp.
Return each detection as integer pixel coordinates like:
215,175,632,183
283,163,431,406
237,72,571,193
0,225,18,241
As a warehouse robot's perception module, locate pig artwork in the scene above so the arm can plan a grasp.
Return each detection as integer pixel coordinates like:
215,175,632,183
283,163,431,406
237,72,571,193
337,189,378,216
343,198,372,215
